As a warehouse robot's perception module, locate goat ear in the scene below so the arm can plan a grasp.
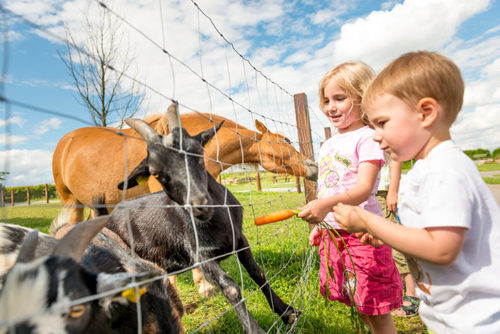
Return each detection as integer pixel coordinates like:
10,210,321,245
53,216,109,263
118,158,150,190
16,230,39,264
96,271,156,304
195,120,224,146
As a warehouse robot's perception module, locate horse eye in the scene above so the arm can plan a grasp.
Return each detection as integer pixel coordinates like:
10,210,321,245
69,304,86,318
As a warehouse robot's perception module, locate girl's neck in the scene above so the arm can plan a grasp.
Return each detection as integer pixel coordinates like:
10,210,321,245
336,120,365,134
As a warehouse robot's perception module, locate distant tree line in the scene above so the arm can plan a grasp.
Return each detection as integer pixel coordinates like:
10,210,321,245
463,147,500,160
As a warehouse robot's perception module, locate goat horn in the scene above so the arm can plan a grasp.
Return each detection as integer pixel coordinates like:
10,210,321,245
16,230,39,264
53,216,110,263
126,118,160,143
166,101,180,131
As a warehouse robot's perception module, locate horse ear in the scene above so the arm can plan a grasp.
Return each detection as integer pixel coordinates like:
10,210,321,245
118,158,150,190
255,119,269,134
194,120,224,146
15,230,39,264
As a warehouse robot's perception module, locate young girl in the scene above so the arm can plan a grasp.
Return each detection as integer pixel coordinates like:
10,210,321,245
298,62,402,334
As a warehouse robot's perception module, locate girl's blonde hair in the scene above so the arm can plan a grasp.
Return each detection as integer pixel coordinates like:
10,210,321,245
319,62,375,125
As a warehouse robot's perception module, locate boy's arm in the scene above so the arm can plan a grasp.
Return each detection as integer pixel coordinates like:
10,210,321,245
298,161,379,224
386,160,402,212
334,204,467,265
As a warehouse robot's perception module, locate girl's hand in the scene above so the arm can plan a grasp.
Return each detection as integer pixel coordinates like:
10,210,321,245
355,232,385,248
309,225,322,246
333,203,367,233
297,198,332,224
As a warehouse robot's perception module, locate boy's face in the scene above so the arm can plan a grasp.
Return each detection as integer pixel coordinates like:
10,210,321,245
367,94,430,161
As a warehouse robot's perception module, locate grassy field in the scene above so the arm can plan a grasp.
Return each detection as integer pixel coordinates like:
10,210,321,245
1,189,426,333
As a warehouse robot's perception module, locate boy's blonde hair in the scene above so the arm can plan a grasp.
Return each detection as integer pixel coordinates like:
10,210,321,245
319,62,375,125
363,51,464,124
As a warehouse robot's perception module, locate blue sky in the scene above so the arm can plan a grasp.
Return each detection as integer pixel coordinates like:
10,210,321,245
1,0,500,187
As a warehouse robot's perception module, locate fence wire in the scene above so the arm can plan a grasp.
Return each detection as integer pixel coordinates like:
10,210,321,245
0,1,321,333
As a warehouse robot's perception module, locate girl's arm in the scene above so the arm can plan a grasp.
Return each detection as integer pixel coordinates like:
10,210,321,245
298,160,380,224
334,204,467,265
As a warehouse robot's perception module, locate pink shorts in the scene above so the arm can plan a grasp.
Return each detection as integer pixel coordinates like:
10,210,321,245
318,229,402,315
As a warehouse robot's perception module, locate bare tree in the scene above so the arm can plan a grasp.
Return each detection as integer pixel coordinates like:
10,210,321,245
59,7,144,127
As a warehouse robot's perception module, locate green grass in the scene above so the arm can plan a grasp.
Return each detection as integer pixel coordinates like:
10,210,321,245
477,162,500,171
1,191,426,333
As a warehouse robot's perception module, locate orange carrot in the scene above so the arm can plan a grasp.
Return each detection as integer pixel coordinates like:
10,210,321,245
254,209,300,226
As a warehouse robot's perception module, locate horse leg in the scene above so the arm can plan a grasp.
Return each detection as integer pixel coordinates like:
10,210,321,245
199,260,265,334
237,237,300,324
192,267,216,297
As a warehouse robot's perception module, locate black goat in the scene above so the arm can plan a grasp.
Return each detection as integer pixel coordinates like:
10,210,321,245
0,217,184,333
101,102,299,333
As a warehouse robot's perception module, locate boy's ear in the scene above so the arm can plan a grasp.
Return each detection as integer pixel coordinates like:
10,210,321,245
417,97,439,128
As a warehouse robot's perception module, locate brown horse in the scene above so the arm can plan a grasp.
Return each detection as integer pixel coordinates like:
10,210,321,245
52,111,317,223
52,111,317,297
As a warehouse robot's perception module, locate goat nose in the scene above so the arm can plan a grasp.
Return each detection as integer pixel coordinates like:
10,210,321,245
190,195,208,208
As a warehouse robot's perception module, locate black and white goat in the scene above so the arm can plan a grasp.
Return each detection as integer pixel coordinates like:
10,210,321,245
99,102,299,333
0,217,184,333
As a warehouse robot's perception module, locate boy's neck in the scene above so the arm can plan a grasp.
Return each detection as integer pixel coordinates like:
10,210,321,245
416,129,452,160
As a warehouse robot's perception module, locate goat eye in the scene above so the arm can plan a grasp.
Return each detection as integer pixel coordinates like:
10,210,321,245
69,304,86,318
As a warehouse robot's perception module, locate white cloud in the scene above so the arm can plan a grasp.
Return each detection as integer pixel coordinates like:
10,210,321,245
0,115,25,127
0,134,28,145
330,0,490,71
35,117,62,135
452,104,500,150
0,149,54,187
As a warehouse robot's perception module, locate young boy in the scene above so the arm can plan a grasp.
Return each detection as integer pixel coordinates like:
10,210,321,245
334,51,500,333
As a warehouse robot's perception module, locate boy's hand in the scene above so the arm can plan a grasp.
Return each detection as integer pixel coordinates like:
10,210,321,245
309,225,322,246
333,203,367,233
298,198,332,224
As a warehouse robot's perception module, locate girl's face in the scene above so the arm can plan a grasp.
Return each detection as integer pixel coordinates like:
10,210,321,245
322,79,364,133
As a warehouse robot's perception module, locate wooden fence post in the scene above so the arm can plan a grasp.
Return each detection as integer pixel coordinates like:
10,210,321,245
324,127,332,140
27,186,31,205
255,168,262,192
295,176,301,193
293,93,316,204
0,189,4,206
11,189,14,206
45,184,49,203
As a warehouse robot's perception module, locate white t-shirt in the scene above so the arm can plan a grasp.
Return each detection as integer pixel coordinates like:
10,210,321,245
399,140,500,333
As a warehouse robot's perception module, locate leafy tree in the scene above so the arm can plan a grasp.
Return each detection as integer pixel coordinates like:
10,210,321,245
492,147,500,159
59,6,144,127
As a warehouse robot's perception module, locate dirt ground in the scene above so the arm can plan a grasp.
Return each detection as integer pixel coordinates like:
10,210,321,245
481,171,500,206
487,184,500,206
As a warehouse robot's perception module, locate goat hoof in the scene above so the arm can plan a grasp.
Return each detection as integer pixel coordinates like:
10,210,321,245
281,308,301,324
198,282,217,298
